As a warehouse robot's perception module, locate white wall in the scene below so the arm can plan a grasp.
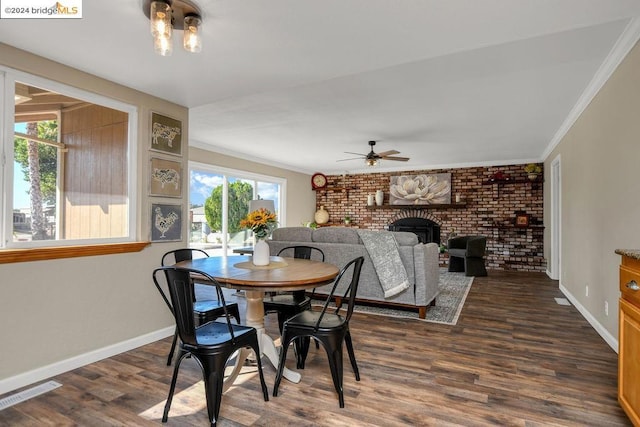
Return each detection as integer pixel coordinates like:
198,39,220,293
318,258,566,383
544,40,640,349
0,44,315,394
0,43,187,393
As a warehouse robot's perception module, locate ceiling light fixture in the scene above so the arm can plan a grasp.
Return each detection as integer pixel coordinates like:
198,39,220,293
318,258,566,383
144,0,202,56
366,158,379,167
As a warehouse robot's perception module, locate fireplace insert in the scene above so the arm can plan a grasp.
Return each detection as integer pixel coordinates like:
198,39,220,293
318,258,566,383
388,218,440,245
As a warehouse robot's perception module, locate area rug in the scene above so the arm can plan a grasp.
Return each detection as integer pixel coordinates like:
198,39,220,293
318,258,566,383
316,268,473,326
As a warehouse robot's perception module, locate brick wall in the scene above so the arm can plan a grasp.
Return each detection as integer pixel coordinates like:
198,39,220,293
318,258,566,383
315,164,544,272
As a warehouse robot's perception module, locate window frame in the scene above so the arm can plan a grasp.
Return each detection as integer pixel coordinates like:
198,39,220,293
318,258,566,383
1,66,139,249
188,161,286,252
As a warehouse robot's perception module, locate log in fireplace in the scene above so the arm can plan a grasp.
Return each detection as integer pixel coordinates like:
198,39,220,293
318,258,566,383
388,217,441,245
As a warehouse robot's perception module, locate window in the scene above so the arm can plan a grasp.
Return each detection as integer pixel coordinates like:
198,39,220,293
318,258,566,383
1,68,137,248
189,162,285,255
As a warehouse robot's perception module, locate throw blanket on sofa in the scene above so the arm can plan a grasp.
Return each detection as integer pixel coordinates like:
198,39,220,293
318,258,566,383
356,230,411,298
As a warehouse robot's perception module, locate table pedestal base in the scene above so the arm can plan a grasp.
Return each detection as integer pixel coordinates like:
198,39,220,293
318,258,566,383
223,290,300,392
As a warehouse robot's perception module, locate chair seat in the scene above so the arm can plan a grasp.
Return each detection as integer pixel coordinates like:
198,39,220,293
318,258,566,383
264,294,311,310
184,320,256,348
286,310,346,330
447,248,467,257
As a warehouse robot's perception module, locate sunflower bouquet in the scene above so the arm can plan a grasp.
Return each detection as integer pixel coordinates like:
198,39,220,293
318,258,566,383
240,208,277,239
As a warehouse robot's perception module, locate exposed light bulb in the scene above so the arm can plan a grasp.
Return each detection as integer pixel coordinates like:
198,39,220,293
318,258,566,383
183,15,202,53
154,34,173,56
150,1,172,39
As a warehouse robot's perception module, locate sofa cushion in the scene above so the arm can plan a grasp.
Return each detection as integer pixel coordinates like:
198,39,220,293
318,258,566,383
312,227,361,244
272,226,313,242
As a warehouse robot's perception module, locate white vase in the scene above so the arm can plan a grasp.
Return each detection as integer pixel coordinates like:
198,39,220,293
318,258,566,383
252,238,270,266
367,194,374,206
375,190,384,206
314,205,329,224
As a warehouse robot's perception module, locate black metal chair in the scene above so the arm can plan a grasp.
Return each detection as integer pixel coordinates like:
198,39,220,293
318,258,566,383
263,246,325,367
273,256,364,408
264,246,324,331
160,249,241,365
152,266,269,427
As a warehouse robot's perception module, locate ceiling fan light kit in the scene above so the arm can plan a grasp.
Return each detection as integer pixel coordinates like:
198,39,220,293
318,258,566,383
145,0,203,56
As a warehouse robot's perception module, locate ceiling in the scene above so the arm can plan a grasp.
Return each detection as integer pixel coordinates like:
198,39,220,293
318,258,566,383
2,1,640,174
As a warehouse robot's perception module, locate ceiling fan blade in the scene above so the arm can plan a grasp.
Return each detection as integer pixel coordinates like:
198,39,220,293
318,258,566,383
336,157,364,162
382,156,410,161
376,150,399,157
343,151,366,156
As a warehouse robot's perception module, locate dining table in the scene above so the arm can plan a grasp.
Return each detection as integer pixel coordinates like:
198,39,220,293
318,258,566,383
175,254,339,390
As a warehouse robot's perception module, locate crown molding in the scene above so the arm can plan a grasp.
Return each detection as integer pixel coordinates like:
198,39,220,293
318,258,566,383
542,17,640,161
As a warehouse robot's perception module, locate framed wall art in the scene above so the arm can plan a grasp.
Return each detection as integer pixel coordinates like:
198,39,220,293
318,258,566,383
389,173,452,205
150,157,182,198
150,112,182,156
515,211,530,227
151,203,183,242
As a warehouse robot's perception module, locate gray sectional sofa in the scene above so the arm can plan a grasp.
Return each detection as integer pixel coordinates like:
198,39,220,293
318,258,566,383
268,226,440,318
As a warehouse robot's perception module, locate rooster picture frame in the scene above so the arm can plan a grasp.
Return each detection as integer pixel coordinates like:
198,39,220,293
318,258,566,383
151,203,182,242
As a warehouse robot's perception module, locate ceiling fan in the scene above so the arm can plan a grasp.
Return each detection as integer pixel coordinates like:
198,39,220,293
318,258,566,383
338,140,410,166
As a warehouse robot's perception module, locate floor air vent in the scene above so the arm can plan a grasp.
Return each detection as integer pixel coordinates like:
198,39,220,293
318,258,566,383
0,380,62,411
554,297,571,306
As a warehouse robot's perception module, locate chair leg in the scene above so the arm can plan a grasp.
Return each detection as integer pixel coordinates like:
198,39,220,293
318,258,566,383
166,327,178,366
162,350,189,422
230,305,241,324
249,342,269,402
296,337,311,369
276,312,287,335
344,331,360,381
198,354,228,427
321,337,345,408
273,331,294,397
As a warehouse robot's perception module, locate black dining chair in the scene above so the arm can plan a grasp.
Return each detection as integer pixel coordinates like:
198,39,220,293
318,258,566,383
152,266,269,427
160,248,241,366
263,246,325,367
273,256,364,408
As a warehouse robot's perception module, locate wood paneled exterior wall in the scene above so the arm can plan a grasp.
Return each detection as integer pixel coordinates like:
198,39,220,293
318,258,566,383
61,105,128,239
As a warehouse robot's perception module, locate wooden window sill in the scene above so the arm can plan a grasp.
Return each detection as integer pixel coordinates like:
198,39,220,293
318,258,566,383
0,241,151,264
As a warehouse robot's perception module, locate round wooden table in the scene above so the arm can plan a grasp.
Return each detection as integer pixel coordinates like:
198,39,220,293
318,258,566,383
176,255,339,389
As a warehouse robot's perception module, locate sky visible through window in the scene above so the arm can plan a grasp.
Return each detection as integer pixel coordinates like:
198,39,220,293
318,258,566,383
190,170,279,208
14,122,30,209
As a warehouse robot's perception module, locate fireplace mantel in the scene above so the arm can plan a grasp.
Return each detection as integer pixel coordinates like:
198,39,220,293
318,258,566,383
366,203,466,210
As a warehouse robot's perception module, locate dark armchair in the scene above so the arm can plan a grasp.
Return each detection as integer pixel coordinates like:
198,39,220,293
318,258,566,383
447,236,488,277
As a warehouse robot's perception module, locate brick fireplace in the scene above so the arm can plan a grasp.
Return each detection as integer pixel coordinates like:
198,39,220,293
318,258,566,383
314,163,545,272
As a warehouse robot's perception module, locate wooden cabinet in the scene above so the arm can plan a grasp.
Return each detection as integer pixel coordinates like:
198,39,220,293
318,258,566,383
618,252,640,426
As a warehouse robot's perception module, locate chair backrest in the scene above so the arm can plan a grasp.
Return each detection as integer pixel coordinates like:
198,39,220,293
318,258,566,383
161,248,209,266
277,245,325,262
315,256,364,329
277,246,325,298
152,266,236,345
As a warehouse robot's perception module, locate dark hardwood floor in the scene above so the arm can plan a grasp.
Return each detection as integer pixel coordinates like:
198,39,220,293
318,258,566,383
0,271,630,426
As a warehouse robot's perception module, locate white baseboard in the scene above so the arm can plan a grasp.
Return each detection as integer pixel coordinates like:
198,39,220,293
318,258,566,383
0,326,174,396
559,284,618,353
